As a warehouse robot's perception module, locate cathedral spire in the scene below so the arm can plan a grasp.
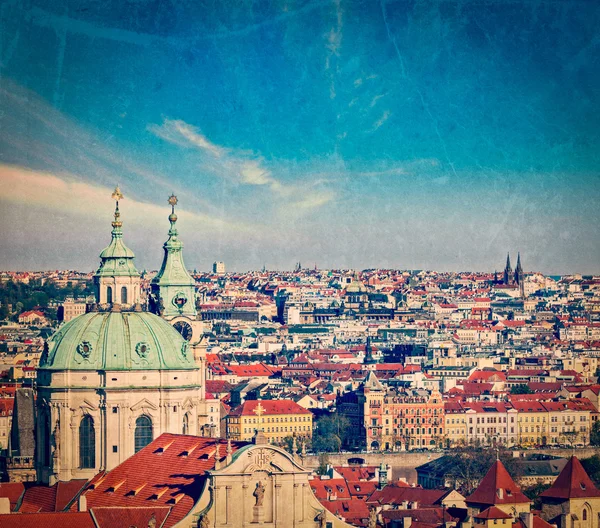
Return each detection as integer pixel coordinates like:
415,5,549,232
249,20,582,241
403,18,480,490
503,252,513,285
151,195,196,319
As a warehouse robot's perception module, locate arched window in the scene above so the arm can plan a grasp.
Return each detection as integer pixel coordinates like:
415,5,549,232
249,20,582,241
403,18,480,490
106,286,113,304
135,415,153,453
583,509,587,521
183,413,190,435
121,286,127,304
79,415,96,469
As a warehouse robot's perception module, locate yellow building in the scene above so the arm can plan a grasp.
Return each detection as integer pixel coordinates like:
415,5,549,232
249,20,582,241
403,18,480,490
511,401,549,447
226,400,313,444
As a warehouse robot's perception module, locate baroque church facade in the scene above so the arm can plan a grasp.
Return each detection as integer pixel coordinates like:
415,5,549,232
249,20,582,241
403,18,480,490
35,189,213,484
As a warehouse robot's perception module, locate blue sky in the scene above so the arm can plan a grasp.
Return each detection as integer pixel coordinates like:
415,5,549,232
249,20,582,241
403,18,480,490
1,0,599,273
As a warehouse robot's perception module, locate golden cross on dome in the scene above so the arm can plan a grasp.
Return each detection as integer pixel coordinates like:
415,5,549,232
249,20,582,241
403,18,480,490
111,186,124,202
168,194,178,207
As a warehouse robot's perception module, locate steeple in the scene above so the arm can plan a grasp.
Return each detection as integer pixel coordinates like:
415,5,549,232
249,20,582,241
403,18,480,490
515,252,523,284
94,187,141,307
503,253,512,285
151,195,197,319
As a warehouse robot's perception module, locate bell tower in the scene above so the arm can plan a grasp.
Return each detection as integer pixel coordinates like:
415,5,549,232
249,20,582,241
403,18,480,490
150,196,207,362
150,195,197,320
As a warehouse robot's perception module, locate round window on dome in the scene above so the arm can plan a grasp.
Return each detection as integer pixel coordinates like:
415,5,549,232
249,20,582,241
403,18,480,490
77,341,92,359
136,342,150,359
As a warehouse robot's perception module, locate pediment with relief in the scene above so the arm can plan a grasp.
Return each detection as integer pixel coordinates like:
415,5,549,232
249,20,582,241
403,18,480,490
130,398,159,412
211,445,309,476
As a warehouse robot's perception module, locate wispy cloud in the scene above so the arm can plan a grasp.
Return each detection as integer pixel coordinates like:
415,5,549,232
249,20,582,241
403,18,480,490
371,110,391,132
0,164,246,233
149,118,334,209
0,79,202,206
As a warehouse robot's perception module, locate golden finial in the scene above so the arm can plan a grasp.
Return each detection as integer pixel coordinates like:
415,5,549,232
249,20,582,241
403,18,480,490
111,186,123,228
112,186,124,202
168,194,178,226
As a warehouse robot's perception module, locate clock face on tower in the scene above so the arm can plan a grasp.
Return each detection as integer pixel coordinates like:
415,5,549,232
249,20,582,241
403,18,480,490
173,321,193,341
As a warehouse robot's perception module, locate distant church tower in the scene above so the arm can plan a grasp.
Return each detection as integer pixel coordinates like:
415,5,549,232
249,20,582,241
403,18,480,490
503,253,513,285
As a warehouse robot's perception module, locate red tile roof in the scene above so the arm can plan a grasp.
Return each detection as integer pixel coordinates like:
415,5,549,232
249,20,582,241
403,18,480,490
367,484,445,507
16,480,87,513
80,434,247,528
540,456,600,500
90,506,171,528
0,482,24,511
309,477,351,500
467,461,530,507
474,506,512,519
229,399,311,417
0,512,95,528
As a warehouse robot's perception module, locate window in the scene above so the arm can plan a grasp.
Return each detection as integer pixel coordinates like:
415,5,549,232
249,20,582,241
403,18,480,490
121,286,127,304
135,415,153,453
107,286,113,304
79,415,96,468
183,413,189,435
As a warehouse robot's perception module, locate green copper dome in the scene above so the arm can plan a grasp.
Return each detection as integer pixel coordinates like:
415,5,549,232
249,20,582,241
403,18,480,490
40,311,197,371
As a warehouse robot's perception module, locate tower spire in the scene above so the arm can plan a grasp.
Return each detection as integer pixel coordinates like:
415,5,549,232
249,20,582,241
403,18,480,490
503,253,513,285
94,187,140,307
150,195,196,319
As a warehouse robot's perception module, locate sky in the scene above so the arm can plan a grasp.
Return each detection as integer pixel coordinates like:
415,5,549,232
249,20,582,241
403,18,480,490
0,0,599,273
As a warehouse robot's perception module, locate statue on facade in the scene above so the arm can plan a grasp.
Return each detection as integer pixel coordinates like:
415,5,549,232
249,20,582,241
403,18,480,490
253,480,265,507
147,513,157,528
52,420,60,467
368,507,377,528
197,513,209,528
316,510,327,528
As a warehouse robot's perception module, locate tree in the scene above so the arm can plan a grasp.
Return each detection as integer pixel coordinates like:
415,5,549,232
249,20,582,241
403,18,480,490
590,421,600,447
443,448,521,495
311,413,351,453
581,455,600,487
511,384,533,395
523,482,551,509
316,453,330,475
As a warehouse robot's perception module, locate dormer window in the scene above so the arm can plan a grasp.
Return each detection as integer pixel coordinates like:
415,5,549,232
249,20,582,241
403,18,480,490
580,482,587,490
497,488,504,499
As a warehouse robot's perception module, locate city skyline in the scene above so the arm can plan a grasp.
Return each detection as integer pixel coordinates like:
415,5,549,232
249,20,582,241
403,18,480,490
1,0,599,273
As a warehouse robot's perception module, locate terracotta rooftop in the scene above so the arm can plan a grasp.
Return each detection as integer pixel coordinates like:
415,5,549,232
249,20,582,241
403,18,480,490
467,460,530,507
78,433,247,528
540,456,600,500
229,399,311,417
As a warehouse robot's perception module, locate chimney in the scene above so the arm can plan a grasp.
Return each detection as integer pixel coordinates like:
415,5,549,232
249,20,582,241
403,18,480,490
404,516,412,528
0,497,10,514
78,494,87,512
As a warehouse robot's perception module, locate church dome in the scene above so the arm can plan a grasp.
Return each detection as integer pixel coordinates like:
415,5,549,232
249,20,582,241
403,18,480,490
41,311,196,371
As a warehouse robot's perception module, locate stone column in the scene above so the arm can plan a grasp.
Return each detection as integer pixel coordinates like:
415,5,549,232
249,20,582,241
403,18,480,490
242,482,248,528
225,485,232,525
293,482,300,527
273,479,281,527
301,483,307,522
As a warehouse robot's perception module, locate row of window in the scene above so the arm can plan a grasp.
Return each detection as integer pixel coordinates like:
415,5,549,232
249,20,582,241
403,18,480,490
242,416,310,424
78,415,153,468
105,285,129,304
243,425,310,434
